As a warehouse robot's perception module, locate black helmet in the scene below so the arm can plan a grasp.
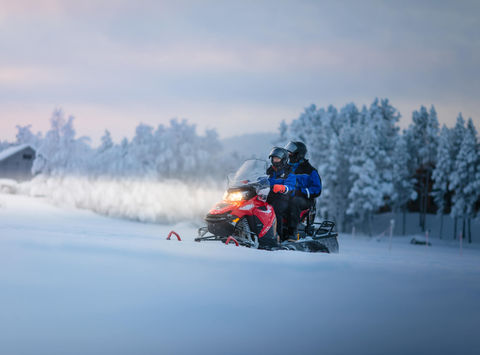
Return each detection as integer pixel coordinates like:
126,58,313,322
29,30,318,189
284,141,307,163
268,147,288,170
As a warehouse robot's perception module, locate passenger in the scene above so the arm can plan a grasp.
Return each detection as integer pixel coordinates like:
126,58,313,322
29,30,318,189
284,141,322,241
266,147,296,241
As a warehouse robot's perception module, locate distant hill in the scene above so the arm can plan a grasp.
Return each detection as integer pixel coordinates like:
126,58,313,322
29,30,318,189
221,132,280,160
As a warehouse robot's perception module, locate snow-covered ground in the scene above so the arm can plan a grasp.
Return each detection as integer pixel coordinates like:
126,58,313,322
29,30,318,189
1,193,479,355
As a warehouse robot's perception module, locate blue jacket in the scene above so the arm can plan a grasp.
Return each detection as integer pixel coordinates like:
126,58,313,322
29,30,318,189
267,165,296,195
289,159,322,199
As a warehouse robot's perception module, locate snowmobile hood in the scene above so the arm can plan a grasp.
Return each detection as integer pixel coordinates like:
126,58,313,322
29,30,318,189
208,202,237,215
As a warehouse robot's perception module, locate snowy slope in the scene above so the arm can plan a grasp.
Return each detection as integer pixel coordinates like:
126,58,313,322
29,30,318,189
1,193,479,355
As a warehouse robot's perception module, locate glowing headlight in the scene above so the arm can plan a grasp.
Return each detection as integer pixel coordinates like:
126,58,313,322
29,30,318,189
224,191,248,202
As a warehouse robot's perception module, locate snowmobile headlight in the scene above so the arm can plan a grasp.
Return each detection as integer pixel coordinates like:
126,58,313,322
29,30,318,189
224,191,249,202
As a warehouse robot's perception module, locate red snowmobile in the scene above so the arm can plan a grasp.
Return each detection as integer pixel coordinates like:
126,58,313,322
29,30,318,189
195,159,339,253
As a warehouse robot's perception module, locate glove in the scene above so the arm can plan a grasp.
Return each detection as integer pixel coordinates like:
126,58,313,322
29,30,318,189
273,184,286,193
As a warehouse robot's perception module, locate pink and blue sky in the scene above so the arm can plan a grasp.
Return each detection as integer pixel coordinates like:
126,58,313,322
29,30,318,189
0,0,478,144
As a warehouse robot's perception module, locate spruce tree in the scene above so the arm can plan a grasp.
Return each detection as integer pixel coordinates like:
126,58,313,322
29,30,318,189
392,134,417,235
405,105,439,230
431,126,454,238
450,118,479,243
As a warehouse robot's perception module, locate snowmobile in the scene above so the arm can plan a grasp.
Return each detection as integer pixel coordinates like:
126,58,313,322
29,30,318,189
195,159,339,253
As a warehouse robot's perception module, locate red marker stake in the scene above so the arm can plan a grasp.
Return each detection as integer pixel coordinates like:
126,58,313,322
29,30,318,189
225,236,239,246
167,231,182,241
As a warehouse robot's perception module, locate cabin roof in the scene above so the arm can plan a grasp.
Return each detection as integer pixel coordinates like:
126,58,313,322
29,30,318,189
0,144,35,162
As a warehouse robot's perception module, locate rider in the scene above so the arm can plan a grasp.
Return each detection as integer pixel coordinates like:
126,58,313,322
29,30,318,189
284,141,322,240
266,147,296,241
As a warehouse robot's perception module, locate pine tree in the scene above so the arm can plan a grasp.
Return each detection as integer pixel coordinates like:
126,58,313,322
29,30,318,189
130,123,156,177
99,130,113,152
15,125,42,148
431,125,453,238
450,118,479,243
286,104,334,169
347,119,386,236
92,130,115,177
32,109,91,176
320,103,359,231
392,134,417,234
368,98,400,211
449,114,467,238
405,105,439,230
274,120,288,146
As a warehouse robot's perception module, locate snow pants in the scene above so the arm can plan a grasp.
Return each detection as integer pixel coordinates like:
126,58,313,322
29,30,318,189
267,192,290,241
287,195,314,235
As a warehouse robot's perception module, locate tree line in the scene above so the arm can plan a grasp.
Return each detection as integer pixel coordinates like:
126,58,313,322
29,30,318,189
278,98,479,242
3,101,478,241
10,109,233,182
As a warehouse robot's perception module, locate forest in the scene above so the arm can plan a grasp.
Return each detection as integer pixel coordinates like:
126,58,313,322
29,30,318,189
2,98,478,240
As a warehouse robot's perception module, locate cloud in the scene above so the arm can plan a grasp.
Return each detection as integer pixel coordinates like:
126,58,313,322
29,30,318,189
0,0,478,142
0,66,65,86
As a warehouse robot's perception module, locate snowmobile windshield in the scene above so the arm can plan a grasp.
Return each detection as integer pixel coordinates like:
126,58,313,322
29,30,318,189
228,159,269,189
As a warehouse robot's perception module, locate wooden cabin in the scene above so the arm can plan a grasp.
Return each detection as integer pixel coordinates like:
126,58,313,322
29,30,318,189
0,144,36,181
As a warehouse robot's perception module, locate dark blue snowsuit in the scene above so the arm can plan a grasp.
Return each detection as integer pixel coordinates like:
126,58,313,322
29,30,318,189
287,159,322,235
266,165,296,240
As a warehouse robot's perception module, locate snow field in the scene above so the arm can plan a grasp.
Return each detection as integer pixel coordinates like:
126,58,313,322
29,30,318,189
1,193,479,355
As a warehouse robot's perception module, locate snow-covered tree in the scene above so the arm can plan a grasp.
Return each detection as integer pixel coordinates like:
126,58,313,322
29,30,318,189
144,119,224,180
405,105,439,230
450,114,467,162
0,140,12,151
431,125,454,238
32,109,92,176
450,118,479,243
98,130,114,153
447,114,468,238
83,119,225,181
320,104,360,230
369,98,400,152
91,130,117,177
281,98,402,233
114,137,132,176
129,123,157,177
274,119,289,146
407,106,439,167
276,99,480,237
392,134,417,234
368,98,400,211
347,119,388,236
15,125,43,148
286,104,335,169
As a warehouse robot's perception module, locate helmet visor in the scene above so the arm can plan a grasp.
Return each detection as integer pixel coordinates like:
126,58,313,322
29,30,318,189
269,147,287,159
284,141,298,153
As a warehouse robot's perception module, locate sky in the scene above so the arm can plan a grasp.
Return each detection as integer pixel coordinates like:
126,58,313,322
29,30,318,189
0,0,479,144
